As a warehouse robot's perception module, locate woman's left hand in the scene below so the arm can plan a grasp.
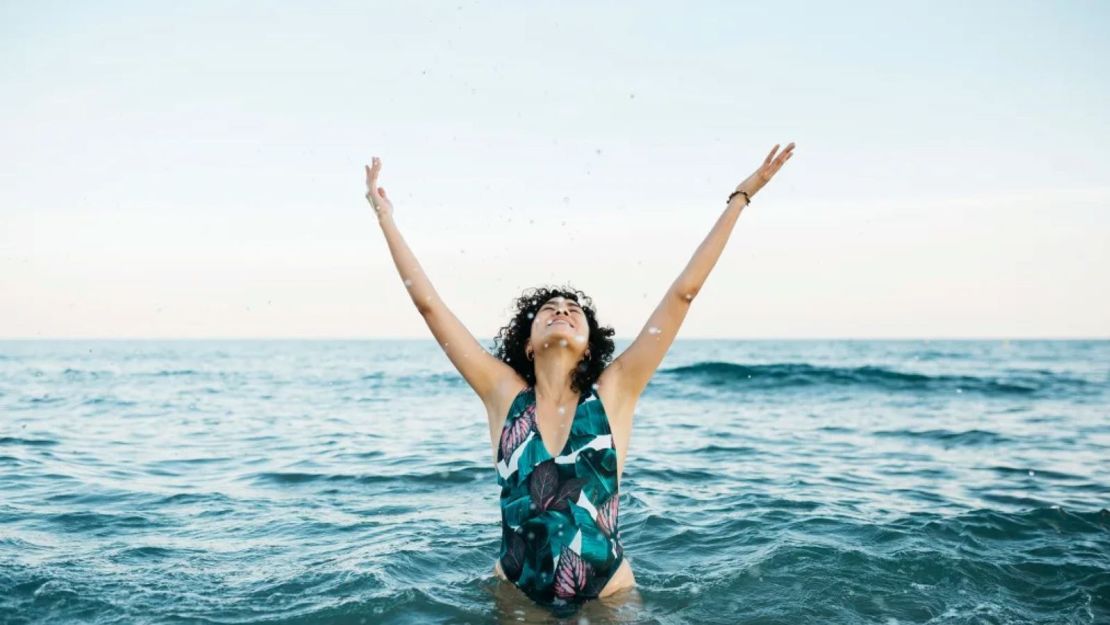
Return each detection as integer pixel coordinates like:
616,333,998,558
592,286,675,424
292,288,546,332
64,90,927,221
735,142,795,198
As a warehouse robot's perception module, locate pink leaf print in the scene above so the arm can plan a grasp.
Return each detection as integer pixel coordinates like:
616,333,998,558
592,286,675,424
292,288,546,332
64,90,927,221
528,459,559,512
596,493,619,537
499,403,535,461
553,545,591,599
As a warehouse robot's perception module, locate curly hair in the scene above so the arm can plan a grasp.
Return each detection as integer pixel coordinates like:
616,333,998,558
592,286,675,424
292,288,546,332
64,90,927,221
492,284,617,394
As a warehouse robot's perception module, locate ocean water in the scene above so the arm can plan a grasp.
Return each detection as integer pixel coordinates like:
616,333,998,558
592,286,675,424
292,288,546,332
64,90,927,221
1,339,1107,625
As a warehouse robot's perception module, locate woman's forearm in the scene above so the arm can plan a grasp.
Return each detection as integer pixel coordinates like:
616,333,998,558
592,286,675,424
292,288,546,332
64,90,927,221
671,195,750,298
377,213,440,315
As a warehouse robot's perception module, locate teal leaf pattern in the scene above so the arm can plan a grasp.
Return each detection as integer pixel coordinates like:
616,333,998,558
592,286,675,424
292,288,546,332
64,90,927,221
496,386,624,605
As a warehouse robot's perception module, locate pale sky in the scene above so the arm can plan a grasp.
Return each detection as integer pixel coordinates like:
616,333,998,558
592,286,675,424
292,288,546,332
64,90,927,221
2,1,1108,339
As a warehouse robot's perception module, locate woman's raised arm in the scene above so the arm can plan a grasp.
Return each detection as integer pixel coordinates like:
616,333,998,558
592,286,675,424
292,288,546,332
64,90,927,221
365,157,516,404
605,143,797,401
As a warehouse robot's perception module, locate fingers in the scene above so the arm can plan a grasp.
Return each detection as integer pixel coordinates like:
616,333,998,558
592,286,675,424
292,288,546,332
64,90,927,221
763,144,779,166
779,143,795,164
774,147,792,167
772,153,791,173
770,142,796,169
365,156,381,188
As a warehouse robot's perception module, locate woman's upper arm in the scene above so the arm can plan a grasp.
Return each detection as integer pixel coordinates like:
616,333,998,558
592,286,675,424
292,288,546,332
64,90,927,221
420,304,516,402
605,285,693,401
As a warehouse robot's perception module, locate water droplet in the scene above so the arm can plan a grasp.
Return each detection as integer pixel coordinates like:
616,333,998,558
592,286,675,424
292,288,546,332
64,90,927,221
573,334,586,343
1028,470,1035,476
527,531,534,540
559,339,567,347
648,326,661,335
527,312,534,319
403,278,412,287
543,343,548,348
558,405,565,415
684,293,693,300
956,388,963,394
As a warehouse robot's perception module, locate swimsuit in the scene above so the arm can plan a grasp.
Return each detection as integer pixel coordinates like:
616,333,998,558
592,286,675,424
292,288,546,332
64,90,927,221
495,384,625,608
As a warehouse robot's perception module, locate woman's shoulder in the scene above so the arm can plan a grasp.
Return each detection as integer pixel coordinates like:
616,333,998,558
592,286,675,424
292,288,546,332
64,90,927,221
483,374,531,423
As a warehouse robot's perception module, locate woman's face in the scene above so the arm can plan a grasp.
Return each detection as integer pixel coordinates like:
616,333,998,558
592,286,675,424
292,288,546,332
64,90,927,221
529,296,590,358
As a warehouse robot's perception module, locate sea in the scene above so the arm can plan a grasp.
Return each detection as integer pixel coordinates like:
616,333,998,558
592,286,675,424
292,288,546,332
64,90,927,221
1,339,1107,625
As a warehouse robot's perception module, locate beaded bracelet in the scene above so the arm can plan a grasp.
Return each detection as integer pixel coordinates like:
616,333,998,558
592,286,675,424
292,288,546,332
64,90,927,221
727,189,751,205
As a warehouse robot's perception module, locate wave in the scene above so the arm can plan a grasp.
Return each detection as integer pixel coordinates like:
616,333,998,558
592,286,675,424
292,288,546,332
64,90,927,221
873,428,1013,447
246,465,488,487
0,436,59,447
656,361,1085,395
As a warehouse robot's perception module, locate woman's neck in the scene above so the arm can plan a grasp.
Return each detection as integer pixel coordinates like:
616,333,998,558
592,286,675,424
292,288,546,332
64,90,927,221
533,371,578,406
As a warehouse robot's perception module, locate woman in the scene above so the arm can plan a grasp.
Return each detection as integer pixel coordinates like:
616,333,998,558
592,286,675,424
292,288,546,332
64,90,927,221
363,143,795,613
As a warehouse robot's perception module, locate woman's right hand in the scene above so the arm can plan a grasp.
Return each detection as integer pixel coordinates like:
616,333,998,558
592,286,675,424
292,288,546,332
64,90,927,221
364,156,394,220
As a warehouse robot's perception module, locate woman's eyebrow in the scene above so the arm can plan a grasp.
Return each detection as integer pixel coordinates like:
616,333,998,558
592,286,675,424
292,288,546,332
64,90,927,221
542,301,583,310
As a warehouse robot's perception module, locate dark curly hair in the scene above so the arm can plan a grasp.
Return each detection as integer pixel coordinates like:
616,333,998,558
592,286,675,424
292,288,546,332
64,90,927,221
492,284,617,394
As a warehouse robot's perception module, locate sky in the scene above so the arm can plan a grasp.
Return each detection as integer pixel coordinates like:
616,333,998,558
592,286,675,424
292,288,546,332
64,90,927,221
2,0,1108,339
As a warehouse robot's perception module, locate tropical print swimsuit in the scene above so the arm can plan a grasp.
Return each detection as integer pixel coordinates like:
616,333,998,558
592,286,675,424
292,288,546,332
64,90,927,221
495,384,625,607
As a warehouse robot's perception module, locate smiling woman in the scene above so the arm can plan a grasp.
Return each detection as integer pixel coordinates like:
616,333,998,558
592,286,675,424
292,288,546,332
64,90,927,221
362,144,796,615
491,287,615,403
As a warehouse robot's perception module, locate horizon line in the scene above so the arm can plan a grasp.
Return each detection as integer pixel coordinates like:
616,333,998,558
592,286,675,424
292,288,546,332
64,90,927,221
1,336,1107,342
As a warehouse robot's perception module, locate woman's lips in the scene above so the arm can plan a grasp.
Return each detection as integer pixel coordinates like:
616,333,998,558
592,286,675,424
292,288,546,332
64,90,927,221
549,319,572,328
